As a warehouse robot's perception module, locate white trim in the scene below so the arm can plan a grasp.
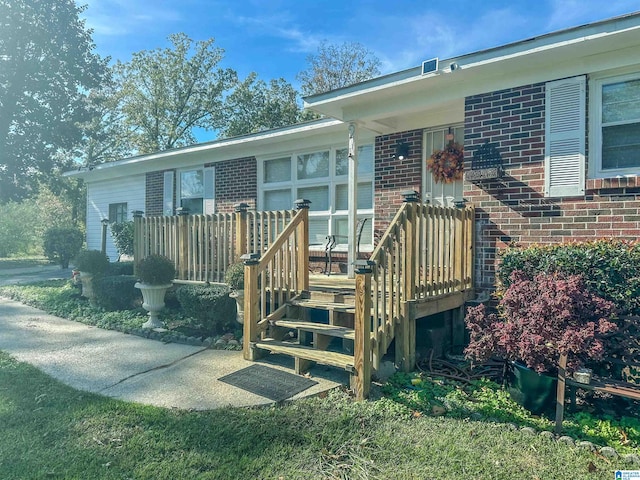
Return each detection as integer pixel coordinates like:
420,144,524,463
589,68,640,179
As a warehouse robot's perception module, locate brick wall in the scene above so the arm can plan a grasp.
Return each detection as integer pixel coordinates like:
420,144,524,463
214,157,257,213
145,170,173,216
463,81,640,292
374,129,423,237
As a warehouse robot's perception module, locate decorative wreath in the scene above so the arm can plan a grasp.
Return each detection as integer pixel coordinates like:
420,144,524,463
427,142,464,183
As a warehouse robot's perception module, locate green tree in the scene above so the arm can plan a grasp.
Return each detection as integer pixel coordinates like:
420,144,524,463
114,33,236,154
297,41,381,97
221,73,305,137
0,0,108,203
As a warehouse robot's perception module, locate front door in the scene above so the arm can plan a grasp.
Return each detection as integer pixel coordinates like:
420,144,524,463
422,125,464,206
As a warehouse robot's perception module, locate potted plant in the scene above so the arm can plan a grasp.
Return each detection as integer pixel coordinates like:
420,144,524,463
464,271,617,414
134,254,175,329
225,262,245,325
73,249,109,300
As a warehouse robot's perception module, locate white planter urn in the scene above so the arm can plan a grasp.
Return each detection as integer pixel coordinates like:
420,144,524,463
229,290,245,325
135,282,172,329
79,272,94,299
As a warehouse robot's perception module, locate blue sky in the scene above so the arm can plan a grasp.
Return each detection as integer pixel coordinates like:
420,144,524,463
81,0,639,89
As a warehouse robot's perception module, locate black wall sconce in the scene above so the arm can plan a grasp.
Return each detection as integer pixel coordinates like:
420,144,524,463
394,142,410,160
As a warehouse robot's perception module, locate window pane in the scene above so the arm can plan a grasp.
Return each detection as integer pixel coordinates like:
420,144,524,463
335,182,373,210
109,203,127,223
264,157,291,183
297,151,329,179
336,148,348,176
333,217,373,245
264,189,291,210
181,198,203,214
335,145,374,176
309,217,328,244
181,170,204,199
602,79,640,123
298,186,328,211
602,122,640,170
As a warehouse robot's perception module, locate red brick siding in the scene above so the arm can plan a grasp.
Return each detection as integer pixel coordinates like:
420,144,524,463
374,129,423,237
214,157,257,213
145,170,174,216
464,82,640,292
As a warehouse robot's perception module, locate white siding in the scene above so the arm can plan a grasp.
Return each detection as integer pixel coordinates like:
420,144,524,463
86,175,146,261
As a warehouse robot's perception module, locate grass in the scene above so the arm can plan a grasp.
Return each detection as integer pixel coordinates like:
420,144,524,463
0,350,637,480
0,256,51,271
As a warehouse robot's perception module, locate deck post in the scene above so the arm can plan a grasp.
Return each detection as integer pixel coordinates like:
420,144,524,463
397,191,419,372
132,210,144,276
294,199,310,292
554,353,568,434
353,260,374,400
234,203,249,261
177,208,190,280
241,252,261,361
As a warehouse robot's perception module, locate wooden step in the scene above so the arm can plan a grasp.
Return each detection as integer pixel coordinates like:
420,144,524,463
273,319,355,340
252,339,355,373
291,298,355,313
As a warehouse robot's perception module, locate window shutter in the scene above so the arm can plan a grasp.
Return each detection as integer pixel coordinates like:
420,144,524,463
544,76,586,197
163,171,174,215
203,166,215,214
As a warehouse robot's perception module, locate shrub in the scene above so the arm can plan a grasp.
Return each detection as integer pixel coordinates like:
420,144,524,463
498,240,640,315
43,228,84,268
93,275,140,311
107,261,134,276
136,255,175,285
224,262,245,290
175,284,235,334
110,221,134,257
465,271,617,374
74,249,110,275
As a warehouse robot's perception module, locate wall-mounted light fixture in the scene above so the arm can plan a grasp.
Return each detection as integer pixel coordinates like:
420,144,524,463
394,142,410,160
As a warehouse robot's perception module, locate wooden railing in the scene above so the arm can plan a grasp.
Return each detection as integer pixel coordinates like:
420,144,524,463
358,194,475,379
243,201,310,360
133,204,297,283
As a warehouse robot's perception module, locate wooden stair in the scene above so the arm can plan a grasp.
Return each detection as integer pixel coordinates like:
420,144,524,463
251,290,357,376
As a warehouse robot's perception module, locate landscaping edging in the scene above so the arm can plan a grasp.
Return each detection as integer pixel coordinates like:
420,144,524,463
111,324,242,350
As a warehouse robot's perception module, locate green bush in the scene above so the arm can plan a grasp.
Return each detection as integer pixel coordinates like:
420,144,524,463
136,255,175,285
110,221,134,257
74,249,109,275
498,240,640,315
107,261,134,276
43,228,84,268
175,284,235,334
93,275,141,311
224,262,245,290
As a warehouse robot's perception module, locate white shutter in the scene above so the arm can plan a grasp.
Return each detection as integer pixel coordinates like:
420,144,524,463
544,76,586,197
203,166,215,214
163,171,174,215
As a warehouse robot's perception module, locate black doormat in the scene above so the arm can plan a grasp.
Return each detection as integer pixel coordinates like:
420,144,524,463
219,364,318,402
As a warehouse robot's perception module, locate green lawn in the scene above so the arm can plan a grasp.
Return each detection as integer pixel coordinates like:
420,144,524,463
0,256,51,270
0,351,636,480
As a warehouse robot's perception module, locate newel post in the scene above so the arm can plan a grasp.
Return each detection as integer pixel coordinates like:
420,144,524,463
353,260,374,400
234,203,249,261
397,190,419,372
294,199,310,292
241,252,261,361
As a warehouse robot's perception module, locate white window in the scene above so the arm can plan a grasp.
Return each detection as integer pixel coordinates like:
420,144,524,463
176,167,215,215
591,72,640,177
259,145,374,250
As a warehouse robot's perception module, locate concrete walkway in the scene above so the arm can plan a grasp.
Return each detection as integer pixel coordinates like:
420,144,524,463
0,268,347,410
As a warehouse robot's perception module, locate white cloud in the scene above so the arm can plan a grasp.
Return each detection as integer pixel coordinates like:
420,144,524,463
82,0,182,36
546,0,639,29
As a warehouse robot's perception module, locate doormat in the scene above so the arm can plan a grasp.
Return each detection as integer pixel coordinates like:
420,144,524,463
219,364,318,402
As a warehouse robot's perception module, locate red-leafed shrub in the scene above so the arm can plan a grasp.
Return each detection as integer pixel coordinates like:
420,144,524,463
465,271,617,374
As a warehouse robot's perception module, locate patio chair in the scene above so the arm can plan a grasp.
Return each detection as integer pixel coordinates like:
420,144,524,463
323,218,368,275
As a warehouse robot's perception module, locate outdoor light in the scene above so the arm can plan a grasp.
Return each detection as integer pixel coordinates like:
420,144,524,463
395,142,410,160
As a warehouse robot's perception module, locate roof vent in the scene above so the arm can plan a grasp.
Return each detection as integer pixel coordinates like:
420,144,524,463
421,57,438,75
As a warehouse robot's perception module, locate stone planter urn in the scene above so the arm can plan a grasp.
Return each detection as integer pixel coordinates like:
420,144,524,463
79,272,94,299
135,282,172,329
229,290,245,325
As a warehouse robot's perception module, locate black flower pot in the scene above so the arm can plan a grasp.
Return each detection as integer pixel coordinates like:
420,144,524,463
508,362,557,416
